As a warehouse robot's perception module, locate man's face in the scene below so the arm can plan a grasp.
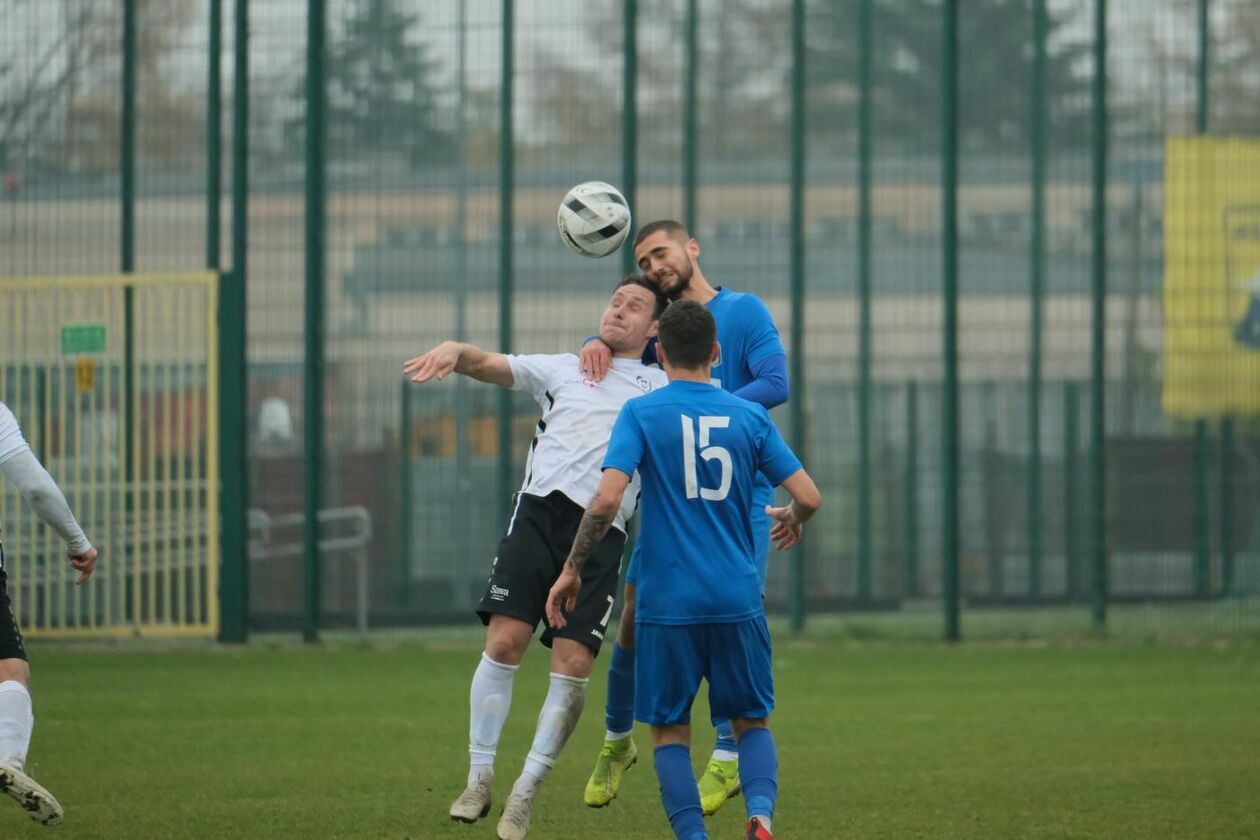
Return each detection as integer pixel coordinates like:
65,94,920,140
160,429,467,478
634,230,696,298
598,283,660,352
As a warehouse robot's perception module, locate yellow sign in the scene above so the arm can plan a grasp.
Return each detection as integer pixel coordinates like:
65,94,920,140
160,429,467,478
1163,136,1260,418
74,358,96,393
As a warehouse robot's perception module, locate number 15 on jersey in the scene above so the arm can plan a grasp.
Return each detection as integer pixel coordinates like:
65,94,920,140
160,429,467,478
681,415,732,502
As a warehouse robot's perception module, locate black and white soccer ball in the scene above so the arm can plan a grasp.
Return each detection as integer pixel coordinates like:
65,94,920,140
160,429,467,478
557,181,632,258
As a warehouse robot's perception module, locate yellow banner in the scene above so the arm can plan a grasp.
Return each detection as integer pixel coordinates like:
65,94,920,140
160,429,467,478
1163,136,1260,417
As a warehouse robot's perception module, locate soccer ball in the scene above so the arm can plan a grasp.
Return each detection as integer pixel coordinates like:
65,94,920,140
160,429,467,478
557,181,632,258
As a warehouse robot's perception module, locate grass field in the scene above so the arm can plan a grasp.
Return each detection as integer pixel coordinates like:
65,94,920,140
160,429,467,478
4,629,1258,839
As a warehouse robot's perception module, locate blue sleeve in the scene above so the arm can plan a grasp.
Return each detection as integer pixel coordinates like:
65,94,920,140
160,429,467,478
642,336,659,367
756,409,802,486
602,403,646,478
741,295,786,369
731,352,789,409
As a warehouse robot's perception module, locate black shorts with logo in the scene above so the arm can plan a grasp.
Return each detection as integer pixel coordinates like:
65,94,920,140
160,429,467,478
476,490,625,655
0,544,28,661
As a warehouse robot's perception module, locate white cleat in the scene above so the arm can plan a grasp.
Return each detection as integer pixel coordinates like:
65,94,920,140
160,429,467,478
449,777,493,823
0,764,63,826
496,790,534,840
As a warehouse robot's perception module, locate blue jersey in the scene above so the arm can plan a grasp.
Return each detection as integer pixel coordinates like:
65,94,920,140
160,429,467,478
603,381,802,625
628,288,787,588
704,288,785,393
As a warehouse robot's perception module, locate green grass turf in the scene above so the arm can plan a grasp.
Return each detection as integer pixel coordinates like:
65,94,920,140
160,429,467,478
3,635,1257,839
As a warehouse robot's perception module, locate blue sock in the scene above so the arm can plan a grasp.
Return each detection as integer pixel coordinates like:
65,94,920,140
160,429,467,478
737,727,778,822
604,643,636,735
713,719,737,754
654,744,707,840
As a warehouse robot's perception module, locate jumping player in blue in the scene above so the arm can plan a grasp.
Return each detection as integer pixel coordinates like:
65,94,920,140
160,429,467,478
549,300,821,840
579,220,790,814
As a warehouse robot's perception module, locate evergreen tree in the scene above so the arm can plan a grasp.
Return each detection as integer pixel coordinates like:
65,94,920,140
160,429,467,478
288,0,452,170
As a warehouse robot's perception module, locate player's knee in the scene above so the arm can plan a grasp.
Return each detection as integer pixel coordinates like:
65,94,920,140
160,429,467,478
484,617,532,665
550,640,594,678
731,717,770,739
650,723,690,747
0,657,30,688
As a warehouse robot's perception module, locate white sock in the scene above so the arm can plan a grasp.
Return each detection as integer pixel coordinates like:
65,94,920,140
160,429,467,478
515,672,589,795
605,729,633,741
0,681,33,771
711,748,738,762
754,815,773,832
468,653,518,777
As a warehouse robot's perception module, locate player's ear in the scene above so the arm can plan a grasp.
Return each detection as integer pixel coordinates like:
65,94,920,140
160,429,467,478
647,319,659,338
687,238,700,260
709,342,719,365
656,340,670,367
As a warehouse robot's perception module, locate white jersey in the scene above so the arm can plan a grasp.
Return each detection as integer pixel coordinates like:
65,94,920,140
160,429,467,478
0,402,30,467
508,353,667,532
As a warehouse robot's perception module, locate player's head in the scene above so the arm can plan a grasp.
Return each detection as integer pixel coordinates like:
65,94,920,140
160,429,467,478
633,220,700,299
599,274,667,353
656,299,718,372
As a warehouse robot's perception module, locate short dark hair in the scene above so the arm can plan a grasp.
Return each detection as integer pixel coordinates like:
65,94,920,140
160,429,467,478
633,219,691,250
657,299,716,369
616,274,669,319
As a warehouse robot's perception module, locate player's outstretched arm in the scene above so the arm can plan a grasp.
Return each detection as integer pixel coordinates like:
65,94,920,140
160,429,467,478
546,469,631,629
765,468,822,551
403,341,513,388
0,449,98,584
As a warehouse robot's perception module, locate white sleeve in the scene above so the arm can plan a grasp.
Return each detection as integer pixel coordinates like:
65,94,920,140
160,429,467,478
0,403,31,467
0,449,93,555
506,354,567,400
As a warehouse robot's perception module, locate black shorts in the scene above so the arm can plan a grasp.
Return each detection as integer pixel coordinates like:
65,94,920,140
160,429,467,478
0,546,28,661
476,490,625,655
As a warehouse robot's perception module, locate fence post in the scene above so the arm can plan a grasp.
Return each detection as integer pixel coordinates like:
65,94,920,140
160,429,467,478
399,381,413,608
788,0,807,632
682,0,699,231
903,381,920,599
856,0,874,604
302,0,327,643
621,0,638,275
122,0,137,587
1028,0,1047,599
1089,0,1109,632
1197,0,1233,597
218,0,251,643
941,0,961,642
1194,422,1211,596
1064,382,1081,599
497,0,515,530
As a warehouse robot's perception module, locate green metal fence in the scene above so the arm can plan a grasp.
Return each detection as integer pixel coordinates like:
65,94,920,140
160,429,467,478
2,0,1258,642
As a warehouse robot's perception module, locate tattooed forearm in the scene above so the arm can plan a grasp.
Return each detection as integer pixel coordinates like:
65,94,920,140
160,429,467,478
565,509,615,572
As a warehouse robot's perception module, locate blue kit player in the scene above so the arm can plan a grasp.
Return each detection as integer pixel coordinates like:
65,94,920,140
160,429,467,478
549,300,821,840
580,220,790,814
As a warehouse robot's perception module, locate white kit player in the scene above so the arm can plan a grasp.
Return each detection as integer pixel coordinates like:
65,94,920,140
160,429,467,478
402,275,668,840
0,401,98,826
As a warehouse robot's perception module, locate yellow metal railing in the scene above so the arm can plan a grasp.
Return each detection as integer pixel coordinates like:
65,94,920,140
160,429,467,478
0,272,219,638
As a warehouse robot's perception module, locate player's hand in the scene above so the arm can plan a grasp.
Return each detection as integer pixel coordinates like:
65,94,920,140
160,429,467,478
70,546,98,585
403,342,461,383
579,339,613,382
766,505,802,550
546,566,583,629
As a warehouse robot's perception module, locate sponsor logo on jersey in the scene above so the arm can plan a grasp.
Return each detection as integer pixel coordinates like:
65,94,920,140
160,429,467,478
489,584,510,601
590,628,604,640
635,375,653,393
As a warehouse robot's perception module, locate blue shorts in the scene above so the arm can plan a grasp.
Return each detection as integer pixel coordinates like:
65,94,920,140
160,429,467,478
634,617,774,727
626,484,773,588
